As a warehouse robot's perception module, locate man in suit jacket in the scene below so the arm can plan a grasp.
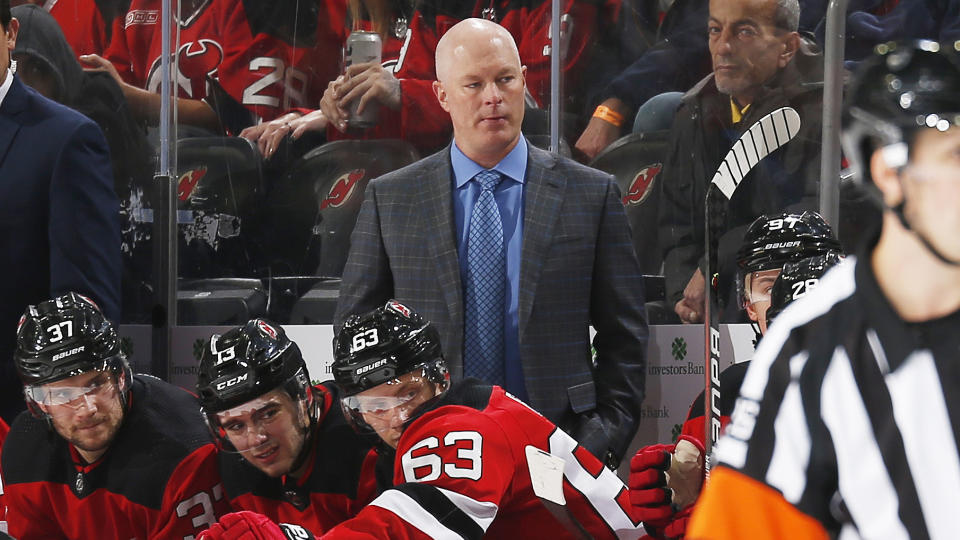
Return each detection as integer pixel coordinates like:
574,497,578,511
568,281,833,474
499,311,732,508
0,0,121,424
334,18,647,467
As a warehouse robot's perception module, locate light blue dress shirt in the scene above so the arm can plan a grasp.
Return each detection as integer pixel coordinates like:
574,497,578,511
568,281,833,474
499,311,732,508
451,136,528,402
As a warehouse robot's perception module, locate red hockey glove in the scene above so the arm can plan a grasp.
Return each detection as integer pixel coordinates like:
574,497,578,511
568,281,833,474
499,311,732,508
629,443,674,526
198,511,316,540
660,505,693,540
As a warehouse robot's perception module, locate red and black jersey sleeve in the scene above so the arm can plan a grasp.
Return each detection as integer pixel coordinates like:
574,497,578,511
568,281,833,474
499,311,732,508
322,383,641,539
679,361,751,446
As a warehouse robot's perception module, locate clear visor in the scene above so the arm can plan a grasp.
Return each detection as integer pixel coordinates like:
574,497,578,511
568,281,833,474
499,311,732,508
342,371,440,446
744,269,781,305
25,372,116,408
213,392,305,454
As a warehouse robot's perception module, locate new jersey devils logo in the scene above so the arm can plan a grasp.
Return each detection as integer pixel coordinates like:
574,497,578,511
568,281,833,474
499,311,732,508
257,320,278,339
321,169,365,210
146,39,224,98
622,163,662,206
178,167,208,201
387,300,411,318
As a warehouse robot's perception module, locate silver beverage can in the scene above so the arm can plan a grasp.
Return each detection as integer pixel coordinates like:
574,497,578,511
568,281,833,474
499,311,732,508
344,30,383,129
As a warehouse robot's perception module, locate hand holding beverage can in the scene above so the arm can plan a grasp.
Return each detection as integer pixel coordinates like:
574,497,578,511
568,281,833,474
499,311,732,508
344,31,383,129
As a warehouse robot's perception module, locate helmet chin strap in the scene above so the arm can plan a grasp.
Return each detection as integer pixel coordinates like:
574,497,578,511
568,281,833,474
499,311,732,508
891,201,960,266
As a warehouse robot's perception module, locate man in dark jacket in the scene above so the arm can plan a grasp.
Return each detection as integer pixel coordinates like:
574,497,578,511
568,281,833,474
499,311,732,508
659,0,825,324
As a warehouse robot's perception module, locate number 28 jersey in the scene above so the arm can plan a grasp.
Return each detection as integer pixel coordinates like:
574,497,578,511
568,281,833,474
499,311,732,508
1,375,229,539
324,381,646,539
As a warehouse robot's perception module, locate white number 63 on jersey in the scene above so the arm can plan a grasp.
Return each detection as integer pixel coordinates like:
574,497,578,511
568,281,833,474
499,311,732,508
401,431,482,482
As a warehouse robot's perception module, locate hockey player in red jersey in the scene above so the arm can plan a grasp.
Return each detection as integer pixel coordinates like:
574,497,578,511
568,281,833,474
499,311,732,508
1,292,229,539
629,212,843,540
195,319,378,535
200,300,647,539
81,0,345,130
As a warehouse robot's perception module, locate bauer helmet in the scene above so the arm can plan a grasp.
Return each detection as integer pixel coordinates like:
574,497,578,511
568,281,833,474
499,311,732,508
333,300,449,446
15,292,132,421
736,211,842,308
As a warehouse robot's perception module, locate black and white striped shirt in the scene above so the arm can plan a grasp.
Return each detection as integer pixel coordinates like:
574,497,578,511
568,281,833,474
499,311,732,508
716,256,960,539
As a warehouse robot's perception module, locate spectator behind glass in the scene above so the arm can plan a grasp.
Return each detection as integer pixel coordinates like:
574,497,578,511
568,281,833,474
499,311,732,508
0,0,120,424
10,0,125,57
242,0,613,159
809,0,960,64
658,0,826,325
13,2,153,322
574,0,828,161
80,0,345,133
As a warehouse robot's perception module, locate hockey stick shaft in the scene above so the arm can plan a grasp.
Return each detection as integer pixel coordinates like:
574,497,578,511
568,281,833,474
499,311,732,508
703,106,801,477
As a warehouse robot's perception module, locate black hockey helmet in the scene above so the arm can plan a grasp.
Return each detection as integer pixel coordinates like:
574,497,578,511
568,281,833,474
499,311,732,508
196,319,314,420
736,211,842,306
15,292,132,420
333,300,449,444
842,40,960,184
333,300,448,396
766,252,845,325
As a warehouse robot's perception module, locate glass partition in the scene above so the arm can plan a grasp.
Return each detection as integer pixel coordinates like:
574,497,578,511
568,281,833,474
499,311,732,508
26,0,900,360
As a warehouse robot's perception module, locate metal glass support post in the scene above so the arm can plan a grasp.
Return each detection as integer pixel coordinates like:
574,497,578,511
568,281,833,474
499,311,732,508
819,0,848,226
151,0,177,380
550,0,560,153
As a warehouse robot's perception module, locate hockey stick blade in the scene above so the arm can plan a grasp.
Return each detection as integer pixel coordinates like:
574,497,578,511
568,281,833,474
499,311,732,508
703,106,801,477
710,107,801,200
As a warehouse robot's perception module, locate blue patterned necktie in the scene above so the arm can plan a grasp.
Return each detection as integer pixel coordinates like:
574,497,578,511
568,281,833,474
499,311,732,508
463,170,506,386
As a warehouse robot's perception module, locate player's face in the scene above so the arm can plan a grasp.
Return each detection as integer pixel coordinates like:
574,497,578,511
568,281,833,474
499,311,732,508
433,32,527,168
897,127,960,262
708,0,795,105
351,371,440,449
39,370,124,463
215,389,310,478
745,268,781,334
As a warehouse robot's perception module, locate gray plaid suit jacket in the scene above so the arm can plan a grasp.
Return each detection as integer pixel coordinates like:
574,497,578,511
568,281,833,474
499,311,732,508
334,140,648,463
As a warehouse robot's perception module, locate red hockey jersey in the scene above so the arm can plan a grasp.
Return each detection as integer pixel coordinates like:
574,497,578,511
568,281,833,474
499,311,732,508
323,382,645,539
47,0,112,57
105,0,345,122
221,383,380,535
2,375,230,539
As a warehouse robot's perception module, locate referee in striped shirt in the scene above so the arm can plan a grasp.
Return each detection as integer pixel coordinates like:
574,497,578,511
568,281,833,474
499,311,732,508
687,41,960,539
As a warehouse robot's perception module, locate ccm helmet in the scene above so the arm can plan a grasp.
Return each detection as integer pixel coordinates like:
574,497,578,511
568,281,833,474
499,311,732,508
766,252,845,325
15,292,131,421
842,40,960,184
333,300,449,443
196,319,316,452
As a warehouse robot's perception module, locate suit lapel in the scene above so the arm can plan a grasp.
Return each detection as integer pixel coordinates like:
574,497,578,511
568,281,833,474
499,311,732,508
519,144,564,337
0,77,28,166
417,148,464,333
